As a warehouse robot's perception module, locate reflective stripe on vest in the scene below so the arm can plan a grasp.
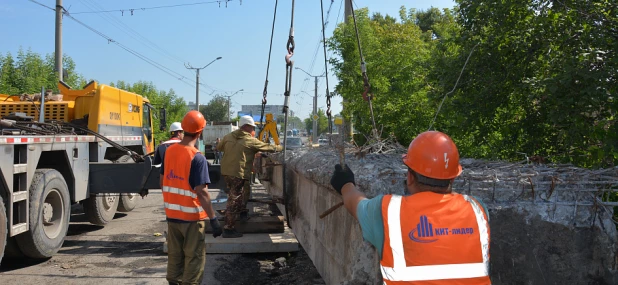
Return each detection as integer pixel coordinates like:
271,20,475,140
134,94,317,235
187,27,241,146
162,186,197,199
380,195,490,282
164,202,203,214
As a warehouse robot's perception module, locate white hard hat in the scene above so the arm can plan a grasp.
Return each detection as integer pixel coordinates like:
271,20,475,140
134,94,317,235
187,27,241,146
169,122,183,132
239,115,256,127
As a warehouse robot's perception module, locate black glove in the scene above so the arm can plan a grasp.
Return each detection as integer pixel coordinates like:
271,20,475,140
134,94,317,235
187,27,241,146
330,164,355,194
209,218,223,238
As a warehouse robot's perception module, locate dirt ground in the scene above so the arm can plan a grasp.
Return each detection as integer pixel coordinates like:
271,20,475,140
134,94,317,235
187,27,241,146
0,188,324,285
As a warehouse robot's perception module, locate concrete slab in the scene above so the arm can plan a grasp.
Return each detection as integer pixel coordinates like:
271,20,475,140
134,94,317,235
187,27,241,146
205,215,285,233
205,227,299,254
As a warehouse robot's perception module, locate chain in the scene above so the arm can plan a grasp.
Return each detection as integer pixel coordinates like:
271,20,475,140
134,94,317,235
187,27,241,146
349,0,378,137
282,0,296,229
259,0,278,130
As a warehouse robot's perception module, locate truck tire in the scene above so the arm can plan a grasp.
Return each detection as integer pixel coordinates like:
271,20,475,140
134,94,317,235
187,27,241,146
117,193,138,212
115,155,139,212
16,169,71,259
83,193,119,226
0,195,7,264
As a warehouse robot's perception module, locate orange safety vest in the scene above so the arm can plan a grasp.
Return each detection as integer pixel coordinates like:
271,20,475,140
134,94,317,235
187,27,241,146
380,192,490,284
161,144,208,221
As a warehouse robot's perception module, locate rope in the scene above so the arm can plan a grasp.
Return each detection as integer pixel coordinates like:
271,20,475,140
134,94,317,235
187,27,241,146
348,0,378,137
259,0,278,130
427,42,479,131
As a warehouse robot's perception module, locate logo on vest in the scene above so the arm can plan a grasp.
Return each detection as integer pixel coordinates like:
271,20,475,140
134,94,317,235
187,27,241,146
166,170,185,181
409,215,475,243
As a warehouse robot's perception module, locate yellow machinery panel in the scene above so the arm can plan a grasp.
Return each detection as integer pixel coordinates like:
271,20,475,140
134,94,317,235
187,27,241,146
0,102,70,122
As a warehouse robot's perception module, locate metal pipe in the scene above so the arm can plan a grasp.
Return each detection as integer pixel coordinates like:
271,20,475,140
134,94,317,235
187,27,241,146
39,86,45,123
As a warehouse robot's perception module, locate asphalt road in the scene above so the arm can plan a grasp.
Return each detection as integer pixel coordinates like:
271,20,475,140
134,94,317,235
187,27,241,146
0,186,323,285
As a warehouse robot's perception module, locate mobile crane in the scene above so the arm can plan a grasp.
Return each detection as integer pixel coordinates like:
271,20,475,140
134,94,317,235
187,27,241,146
0,81,173,262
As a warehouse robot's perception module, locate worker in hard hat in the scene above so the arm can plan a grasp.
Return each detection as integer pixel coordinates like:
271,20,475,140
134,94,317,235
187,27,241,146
330,131,491,284
161,110,222,285
218,115,283,238
154,122,184,187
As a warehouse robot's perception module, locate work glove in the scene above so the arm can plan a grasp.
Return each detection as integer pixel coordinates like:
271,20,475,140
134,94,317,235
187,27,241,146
330,164,355,195
209,218,223,238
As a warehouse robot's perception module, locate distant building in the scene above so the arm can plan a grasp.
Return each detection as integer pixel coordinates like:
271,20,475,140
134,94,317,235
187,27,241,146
238,105,294,118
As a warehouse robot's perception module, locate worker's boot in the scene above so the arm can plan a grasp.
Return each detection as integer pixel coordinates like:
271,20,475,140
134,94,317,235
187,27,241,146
222,229,243,238
239,211,250,222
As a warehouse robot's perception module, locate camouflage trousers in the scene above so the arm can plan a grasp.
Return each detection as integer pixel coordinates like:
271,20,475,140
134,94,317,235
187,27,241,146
223,175,249,230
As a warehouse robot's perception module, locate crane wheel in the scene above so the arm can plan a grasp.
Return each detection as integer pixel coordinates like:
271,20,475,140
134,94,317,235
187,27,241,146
83,193,119,226
0,195,6,264
16,169,71,259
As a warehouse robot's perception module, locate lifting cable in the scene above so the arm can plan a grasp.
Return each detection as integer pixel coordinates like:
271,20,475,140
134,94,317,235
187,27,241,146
348,0,378,137
320,0,333,137
281,0,296,229
320,0,345,167
259,0,278,132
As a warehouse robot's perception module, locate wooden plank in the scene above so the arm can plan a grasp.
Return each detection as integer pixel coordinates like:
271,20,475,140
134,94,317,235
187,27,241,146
205,227,299,254
205,215,285,233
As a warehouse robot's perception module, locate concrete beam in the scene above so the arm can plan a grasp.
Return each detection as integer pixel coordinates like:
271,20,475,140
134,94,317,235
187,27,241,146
259,148,618,284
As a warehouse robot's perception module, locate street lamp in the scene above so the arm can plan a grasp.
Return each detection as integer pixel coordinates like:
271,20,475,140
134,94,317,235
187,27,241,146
225,89,244,121
185,56,222,111
295,67,325,144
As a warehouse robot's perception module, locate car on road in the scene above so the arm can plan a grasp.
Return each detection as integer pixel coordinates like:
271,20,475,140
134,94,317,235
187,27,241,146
285,137,304,150
318,138,328,145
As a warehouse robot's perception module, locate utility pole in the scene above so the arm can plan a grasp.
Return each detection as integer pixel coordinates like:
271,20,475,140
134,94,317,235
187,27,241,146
224,89,244,121
185,56,222,112
296,67,325,144
55,0,63,82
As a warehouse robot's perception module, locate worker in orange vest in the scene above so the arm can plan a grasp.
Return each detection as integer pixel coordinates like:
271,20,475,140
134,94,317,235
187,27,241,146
330,131,491,284
161,110,223,285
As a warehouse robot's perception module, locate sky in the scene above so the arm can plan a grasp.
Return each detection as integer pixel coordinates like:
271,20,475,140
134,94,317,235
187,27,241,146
1,0,456,120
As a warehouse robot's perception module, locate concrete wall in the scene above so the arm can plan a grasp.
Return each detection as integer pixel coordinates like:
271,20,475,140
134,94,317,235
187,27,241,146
260,148,618,285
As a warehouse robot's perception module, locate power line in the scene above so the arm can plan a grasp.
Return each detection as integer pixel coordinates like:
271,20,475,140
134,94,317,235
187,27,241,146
28,0,225,96
27,0,54,11
79,0,188,65
69,0,240,15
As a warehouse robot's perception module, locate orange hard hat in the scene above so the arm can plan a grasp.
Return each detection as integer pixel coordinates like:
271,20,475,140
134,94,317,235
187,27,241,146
402,131,462,180
181,110,206,133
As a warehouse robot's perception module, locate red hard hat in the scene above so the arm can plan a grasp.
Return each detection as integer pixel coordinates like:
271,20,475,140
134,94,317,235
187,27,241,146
181,110,206,133
402,131,462,179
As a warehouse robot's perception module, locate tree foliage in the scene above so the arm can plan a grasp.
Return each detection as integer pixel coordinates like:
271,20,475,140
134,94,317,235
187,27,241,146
0,48,87,94
303,108,329,137
329,3,617,167
200,95,229,122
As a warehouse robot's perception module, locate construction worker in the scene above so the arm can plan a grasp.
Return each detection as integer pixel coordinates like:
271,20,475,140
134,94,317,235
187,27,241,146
218,115,283,238
329,131,491,284
155,122,183,187
161,110,222,285
213,137,222,164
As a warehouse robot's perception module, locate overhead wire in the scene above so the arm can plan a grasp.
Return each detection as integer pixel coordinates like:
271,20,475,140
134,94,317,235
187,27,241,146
80,0,188,65
28,0,223,97
69,0,240,15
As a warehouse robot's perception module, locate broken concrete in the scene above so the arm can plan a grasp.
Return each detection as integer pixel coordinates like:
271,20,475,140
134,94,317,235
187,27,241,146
260,147,618,285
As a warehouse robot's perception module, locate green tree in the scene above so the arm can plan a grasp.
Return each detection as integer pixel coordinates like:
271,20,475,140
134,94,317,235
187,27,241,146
442,0,618,167
328,7,436,145
303,109,329,137
0,48,86,94
200,95,229,122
